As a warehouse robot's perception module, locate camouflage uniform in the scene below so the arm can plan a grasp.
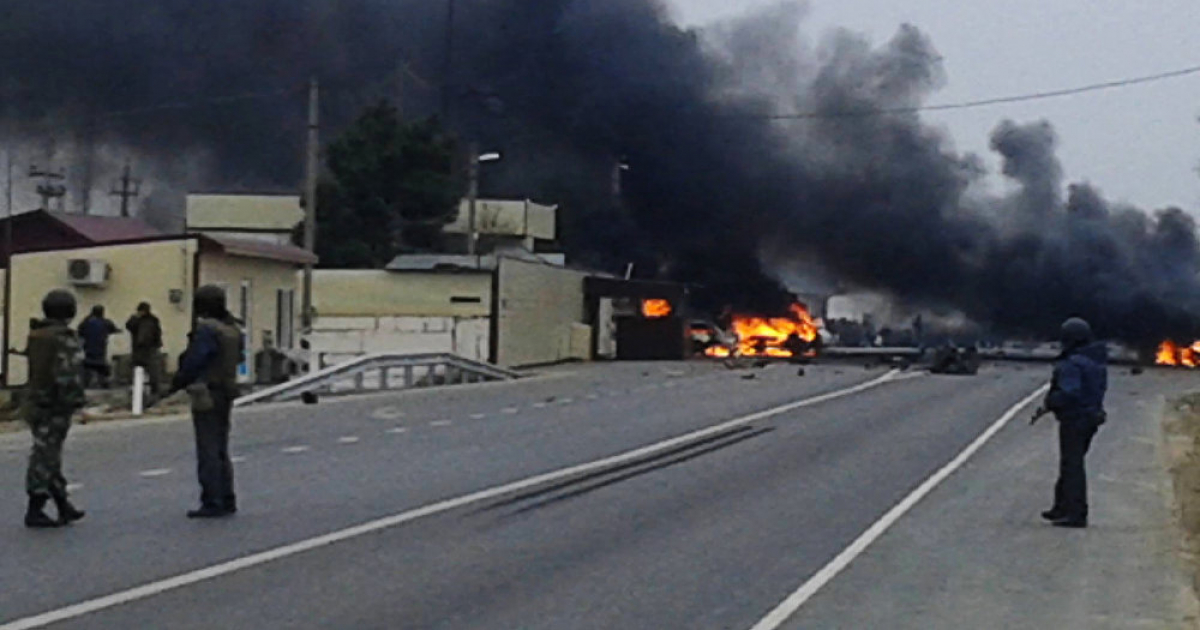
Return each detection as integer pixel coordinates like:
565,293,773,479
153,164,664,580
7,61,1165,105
23,320,86,500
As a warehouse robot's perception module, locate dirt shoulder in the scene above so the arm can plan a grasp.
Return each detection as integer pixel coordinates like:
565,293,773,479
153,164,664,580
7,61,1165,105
1164,393,1200,612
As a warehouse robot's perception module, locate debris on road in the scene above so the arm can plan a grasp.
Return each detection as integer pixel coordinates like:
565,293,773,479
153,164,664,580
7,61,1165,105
929,345,981,376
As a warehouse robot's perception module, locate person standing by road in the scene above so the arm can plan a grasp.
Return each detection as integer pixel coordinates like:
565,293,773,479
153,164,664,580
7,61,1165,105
78,305,118,389
126,302,164,398
22,290,88,528
169,286,243,519
1041,317,1108,529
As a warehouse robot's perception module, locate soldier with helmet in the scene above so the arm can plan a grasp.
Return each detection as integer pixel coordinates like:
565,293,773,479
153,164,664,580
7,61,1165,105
22,290,88,528
1041,317,1108,529
169,285,244,519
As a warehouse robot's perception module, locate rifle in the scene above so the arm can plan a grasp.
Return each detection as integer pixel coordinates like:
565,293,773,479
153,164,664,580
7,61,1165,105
1030,406,1051,425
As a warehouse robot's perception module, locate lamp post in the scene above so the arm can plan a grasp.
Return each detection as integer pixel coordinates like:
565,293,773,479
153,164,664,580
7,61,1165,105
466,144,501,257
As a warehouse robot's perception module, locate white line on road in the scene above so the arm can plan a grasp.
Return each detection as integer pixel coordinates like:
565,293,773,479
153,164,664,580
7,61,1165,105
370,406,405,421
432,420,454,427
586,394,599,400
386,427,408,435
337,437,360,445
281,446,311,454
746,383,1049,630
138,469,172,478
230,456,247,464
502,407,520,415
532,402,548,409
66,483,84,492
0,370,909,630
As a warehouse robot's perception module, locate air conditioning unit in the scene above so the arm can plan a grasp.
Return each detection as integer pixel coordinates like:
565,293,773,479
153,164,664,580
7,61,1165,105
67,259,111,288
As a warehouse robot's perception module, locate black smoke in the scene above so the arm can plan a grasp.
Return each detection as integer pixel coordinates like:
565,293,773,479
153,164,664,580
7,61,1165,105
2,0,1198,347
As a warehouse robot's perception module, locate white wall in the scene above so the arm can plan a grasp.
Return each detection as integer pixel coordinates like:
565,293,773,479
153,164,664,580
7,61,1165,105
310,315,490,366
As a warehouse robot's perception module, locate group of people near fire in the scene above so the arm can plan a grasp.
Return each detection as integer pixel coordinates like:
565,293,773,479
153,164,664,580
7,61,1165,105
18,286,242,527
14,287,1108,529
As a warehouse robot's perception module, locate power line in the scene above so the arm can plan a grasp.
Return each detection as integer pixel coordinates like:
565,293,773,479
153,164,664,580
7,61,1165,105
92,86,303,120
763,62,1200,120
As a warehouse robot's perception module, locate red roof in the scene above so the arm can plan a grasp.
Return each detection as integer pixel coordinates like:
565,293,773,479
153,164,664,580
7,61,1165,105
49,212,162,242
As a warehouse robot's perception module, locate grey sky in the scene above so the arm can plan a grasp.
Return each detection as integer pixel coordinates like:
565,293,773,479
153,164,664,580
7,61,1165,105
670,0,1199,212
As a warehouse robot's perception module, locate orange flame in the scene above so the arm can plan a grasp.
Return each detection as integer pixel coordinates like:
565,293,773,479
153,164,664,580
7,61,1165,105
1156,340,1200,367
706,303,820,359
642,299,673,319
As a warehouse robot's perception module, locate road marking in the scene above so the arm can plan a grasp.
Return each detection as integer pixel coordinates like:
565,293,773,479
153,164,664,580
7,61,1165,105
337,437,360,445
469,413,486,420
386,427,408,435
370,406,405,421
502,407,520,415
230,456,247,464
0,371,908,630
586,394,599,400
281,446,310,454
558,397,575,404
746,383,1049,630
432,420,454,427
66,483,84,492
138,469,172,478
532,402,548,409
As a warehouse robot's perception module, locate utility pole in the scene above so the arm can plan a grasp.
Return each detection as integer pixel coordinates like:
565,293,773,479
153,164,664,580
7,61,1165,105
29,164,66,211
466,141,479,257
3,151,13,384
109,162,141,218
441,0,456,121
301,77,320,332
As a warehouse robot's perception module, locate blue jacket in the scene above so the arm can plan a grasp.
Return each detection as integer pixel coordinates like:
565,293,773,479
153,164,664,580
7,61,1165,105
77,316,118,361
1045,341,1108,421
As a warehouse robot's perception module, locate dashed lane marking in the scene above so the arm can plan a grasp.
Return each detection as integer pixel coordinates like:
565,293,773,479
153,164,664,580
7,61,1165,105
337,437,361,445
386,428,409,435
138,469,172,478
281,446,311,454
431,420,454,427
502,407,520,415
230,456,247,464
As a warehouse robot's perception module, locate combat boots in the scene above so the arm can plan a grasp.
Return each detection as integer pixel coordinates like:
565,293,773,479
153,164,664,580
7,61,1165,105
50,488,85,524
24,494,60,529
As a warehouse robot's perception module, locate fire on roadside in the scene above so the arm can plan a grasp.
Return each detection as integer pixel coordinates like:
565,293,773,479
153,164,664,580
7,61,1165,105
1157,340,1200,367
704,303,820,359
642,299,673,319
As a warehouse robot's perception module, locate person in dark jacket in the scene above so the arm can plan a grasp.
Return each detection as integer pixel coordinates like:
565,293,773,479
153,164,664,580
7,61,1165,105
169,286,243,519
126,302,164,397
78,305,119,389
1041,317,1108,528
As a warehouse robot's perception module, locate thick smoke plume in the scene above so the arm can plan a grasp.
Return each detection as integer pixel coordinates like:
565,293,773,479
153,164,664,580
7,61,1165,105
2,0,1198,347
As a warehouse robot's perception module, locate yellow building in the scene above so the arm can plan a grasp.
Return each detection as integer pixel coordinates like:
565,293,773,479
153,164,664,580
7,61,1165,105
3,234,315,386
185,194,305,245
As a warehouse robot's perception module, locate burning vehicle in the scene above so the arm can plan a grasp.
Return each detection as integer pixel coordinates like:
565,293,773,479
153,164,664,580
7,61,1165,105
698,303,825,363
1155,340,1200,368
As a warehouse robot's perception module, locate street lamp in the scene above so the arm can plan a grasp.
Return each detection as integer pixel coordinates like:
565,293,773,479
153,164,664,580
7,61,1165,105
467,145,501,257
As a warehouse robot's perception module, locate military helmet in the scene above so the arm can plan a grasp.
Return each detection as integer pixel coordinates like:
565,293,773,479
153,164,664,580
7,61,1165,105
41,290,77,321
194,285,228,319
1060,317,1093,346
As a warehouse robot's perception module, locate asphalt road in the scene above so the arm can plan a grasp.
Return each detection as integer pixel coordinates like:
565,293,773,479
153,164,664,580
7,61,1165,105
0,361,1193,629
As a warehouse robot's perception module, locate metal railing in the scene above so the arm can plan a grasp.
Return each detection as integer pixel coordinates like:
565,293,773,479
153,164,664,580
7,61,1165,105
234,352,520,407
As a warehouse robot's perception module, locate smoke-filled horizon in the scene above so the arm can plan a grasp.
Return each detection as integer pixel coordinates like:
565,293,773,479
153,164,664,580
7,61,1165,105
1,0,1197,347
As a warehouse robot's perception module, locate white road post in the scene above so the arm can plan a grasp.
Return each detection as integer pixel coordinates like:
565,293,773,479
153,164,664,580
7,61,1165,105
132,366,146,416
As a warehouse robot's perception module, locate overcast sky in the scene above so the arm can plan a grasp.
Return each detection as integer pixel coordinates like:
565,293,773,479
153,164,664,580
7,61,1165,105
670,0,1199,213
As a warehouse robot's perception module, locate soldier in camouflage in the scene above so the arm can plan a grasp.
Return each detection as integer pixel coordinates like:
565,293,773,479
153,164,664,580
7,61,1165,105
22,290,88,528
